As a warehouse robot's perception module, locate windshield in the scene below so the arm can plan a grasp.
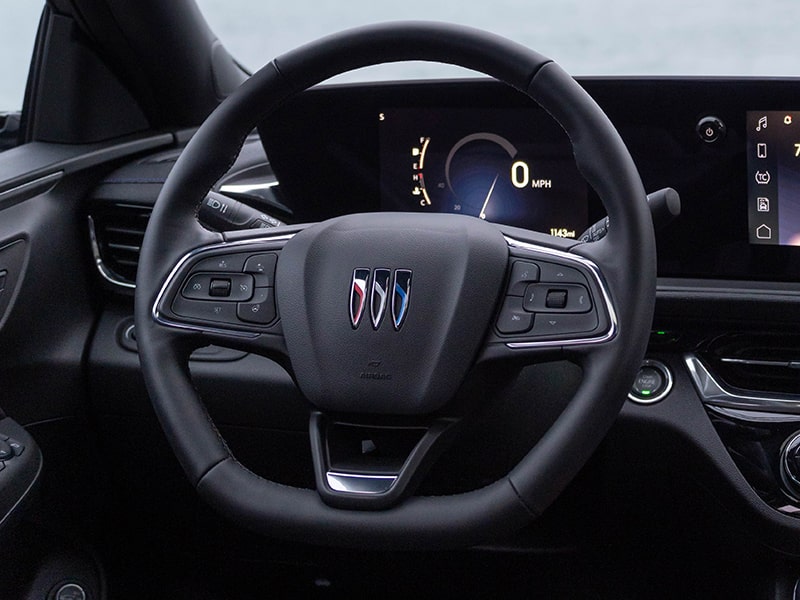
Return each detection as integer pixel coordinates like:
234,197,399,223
1,5,42,111
195,0,800,81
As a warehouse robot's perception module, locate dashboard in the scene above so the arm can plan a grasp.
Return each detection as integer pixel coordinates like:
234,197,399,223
77,75,800,569
260,77,800,282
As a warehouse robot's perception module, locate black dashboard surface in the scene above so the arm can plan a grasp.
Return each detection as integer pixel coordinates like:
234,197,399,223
260,77,800,283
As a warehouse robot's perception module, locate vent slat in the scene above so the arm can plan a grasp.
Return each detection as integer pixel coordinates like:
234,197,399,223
90,204,151,286
107,243,141,253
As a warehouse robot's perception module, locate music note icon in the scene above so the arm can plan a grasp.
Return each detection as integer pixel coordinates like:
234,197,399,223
757,116,768,132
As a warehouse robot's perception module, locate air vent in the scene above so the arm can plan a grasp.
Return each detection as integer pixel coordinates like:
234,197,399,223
701,334,800,396
88,203,151,288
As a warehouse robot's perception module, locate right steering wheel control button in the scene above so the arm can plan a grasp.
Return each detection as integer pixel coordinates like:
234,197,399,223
538,262,588,285
628,360,673,404
496,296,533,334
530,311,597,337
522,283,592,313
507,261,540,296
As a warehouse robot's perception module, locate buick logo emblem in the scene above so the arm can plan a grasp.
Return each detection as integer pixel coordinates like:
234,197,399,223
350,268,412,330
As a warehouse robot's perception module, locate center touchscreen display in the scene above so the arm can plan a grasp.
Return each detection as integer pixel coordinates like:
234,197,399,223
379,108,588,237
747,111,800,246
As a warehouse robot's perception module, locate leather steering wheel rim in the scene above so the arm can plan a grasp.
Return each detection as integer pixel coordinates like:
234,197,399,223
134,22,656,549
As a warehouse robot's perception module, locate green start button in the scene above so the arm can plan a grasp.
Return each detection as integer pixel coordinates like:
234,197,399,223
628,360,672,404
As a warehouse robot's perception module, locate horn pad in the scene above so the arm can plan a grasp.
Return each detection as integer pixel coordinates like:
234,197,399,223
276,213,508,415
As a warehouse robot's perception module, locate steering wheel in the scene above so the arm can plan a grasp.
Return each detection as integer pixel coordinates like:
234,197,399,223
134,22,655,549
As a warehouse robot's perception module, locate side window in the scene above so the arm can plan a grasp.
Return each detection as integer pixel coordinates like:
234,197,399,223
0,4,44,151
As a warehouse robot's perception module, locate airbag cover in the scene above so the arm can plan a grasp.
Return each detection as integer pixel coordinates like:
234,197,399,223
276,213,507,414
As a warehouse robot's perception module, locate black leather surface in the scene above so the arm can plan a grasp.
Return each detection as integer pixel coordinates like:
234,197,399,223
135,22,655,547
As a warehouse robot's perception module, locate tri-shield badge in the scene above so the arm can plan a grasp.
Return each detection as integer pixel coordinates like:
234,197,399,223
349,268,370,328
391,270,412,331
370,268,391,329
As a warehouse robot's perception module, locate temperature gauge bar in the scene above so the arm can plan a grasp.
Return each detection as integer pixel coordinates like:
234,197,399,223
411,137,432,206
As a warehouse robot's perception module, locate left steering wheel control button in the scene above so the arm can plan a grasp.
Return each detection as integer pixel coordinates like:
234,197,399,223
496,296,534,334
0,440,13,461
237,287,276,324
192,252,250,272
243,253,278,287
209,278,232,297
171,296,239,325
7,439,24,456
181,273,254,302
507,261,540,296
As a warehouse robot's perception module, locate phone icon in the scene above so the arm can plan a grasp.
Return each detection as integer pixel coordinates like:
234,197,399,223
757,143,767,158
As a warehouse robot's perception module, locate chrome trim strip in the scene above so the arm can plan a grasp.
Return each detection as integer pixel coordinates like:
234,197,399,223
0,171,61,205
326,472,397,495
706,404,800,424
627,359,673,404
502,236,619,349
219,181,279,194
0,448,42,530
151,232,296,337
87,215,136,290
685,354,800,414
720,357,798,369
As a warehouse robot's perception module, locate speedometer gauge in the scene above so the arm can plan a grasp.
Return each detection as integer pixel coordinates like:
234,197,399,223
382,108,589,238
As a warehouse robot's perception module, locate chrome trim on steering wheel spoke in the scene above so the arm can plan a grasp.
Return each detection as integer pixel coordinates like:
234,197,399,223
326,472,398,495
502,236,619,349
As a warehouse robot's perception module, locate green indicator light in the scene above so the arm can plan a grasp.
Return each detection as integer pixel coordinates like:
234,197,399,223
656,331,666,336
641,390,652,396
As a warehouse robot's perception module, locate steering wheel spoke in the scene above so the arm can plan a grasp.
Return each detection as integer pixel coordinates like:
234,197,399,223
151,230,295,358
479,232,618,365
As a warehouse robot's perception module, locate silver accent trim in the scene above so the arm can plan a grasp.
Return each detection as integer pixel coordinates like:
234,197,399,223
87,215,136,290
685,354,800,414
349,268,370,329
0,171,61,205
151,232,296,337
326,472,397,495
219,181,279,194
391,269,412,331
502,236,619,349
54,583,87,600
720,357,800,369
705,404,800,424
780,432,800,503
370,268,390,329
627,359,673,404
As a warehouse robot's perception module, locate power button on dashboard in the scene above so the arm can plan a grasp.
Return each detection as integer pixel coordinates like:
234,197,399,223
696,116,726,143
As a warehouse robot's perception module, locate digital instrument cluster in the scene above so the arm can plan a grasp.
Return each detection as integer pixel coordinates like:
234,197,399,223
378,108,588,237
